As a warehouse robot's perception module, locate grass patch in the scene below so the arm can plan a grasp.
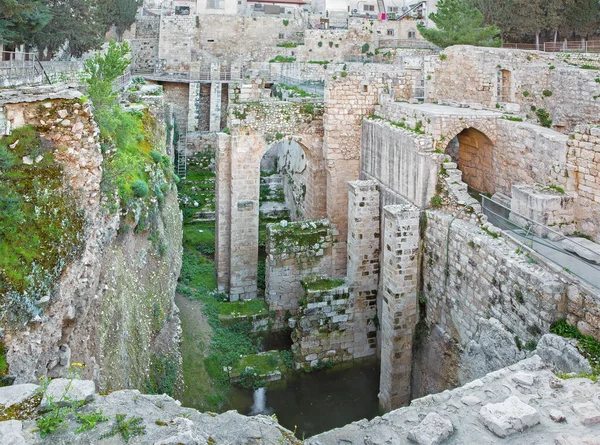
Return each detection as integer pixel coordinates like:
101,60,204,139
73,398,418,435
216,299,268,319
269,55,296,63
231,351,283,376
302,277,345,291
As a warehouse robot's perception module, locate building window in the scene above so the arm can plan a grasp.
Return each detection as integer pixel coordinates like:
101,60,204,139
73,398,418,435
207,0,224,9
279,32,285,39
387,29,394,36
408,30,416,39
363,5,375,11
388,6,398,12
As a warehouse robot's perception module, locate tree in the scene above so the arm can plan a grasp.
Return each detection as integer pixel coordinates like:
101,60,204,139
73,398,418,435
32,0,105,60
565,0,600,42
512,0,546,49
98,0,141,41
0,0,51,46
418,0,502,48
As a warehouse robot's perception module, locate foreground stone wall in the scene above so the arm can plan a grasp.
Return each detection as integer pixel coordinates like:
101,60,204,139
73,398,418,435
417,210,600,396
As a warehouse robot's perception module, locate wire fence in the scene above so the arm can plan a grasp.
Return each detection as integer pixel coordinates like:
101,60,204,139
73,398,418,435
481,196,600,290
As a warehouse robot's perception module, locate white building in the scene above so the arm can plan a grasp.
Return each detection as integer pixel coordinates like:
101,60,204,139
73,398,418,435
316,0,437,22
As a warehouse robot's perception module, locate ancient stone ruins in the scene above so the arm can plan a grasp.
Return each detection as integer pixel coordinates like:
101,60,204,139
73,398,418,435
1,1,600,444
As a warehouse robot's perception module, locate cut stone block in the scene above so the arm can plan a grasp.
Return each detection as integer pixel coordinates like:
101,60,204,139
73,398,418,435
39,379,95,410
0,384,39,408
512,372,535,386
407,412,453,445
561,237,600,265
478,396,540,437
572,402,600,425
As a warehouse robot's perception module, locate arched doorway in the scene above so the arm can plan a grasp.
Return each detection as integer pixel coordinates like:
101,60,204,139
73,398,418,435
257,140,308,295
446,128,496,195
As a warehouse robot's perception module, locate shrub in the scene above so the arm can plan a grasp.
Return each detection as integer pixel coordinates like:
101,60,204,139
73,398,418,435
430,195,443,208
131,180,149,198
101,414,146,442
340,71,348,77
0,146,16,170
173,174,181,184
318,41,323,47
439,53,447,60
361,43,370,53
542,89,553,97
536,108,552,128
149,150,162,163
522,90,530,97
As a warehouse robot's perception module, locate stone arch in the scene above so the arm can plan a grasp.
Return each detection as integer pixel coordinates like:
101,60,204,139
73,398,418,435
445,127,496,195
437,121,496,152
215,129,326,300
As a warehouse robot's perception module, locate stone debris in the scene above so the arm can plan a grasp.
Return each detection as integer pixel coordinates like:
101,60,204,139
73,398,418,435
460,395,481,406
561,237,600,264
512,371,535,386
0,384,39,409
406,412,453,445
555,435,600,445
549,409,566,423
39,379,95,410
478,396,540,437
572,402,600,425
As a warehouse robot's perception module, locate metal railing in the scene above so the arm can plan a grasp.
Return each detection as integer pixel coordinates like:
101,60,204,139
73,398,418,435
503,40,600,53
481,196,600,290
278,75,324,96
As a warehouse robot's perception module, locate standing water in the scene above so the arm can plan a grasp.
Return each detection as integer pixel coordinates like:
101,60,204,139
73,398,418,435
226,358,380,438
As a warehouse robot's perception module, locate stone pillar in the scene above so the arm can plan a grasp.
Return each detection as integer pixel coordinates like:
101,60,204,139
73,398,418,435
379,204,420,412
209,81,222,132
227,133,264,300
187,81,200,132
215,133,232,293
346,180,380,358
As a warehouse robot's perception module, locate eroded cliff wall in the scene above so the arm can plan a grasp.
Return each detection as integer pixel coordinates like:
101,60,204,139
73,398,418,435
0,86,182,392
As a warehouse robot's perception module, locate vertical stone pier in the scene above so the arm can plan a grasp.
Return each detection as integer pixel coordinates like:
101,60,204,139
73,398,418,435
209,64,222,132
379,204,420,411
347,180,381,358
187,81,201,132
215,133,232,293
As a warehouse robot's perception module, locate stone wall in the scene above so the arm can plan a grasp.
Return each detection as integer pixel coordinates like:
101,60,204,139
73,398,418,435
417,210,600,396
568,124,600,242
359,118,439,208
265,220,336,317
161,82,189,129
323,66,418,275
425,46,600,133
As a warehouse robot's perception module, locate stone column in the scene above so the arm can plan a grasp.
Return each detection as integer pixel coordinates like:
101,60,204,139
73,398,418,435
379,203,420,412
215,133,232,293
227,133,263,300
346,180,380,358
209,81,222,132
187,81,200,132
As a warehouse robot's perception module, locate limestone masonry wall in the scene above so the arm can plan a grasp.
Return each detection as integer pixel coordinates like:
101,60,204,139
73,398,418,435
265,220,336,317
425,46,600,132
568,124,600,242
420,211,600,389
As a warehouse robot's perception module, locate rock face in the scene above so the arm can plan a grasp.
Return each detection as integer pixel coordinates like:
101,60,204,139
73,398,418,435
1,86,183,392
307,356,600,444
535,333,593,374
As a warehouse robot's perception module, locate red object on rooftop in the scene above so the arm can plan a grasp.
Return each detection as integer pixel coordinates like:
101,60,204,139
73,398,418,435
247,0,306,4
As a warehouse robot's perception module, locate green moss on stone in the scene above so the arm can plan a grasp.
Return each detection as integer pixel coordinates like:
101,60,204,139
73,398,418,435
302,277,346,292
